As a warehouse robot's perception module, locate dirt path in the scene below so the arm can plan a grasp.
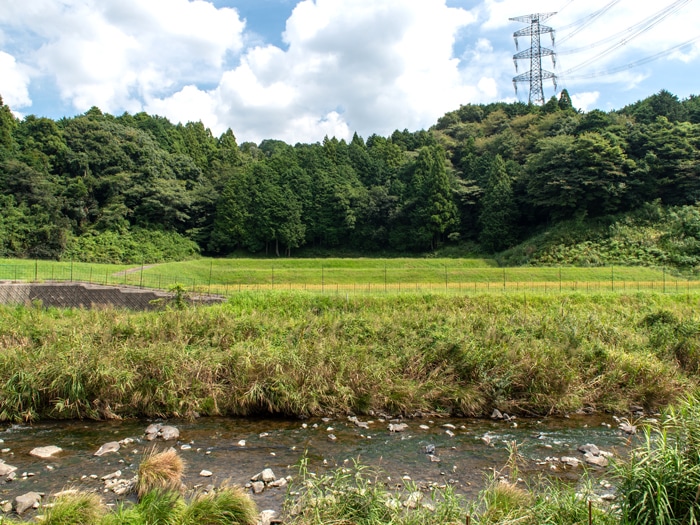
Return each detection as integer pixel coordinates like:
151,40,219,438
111,264,160,277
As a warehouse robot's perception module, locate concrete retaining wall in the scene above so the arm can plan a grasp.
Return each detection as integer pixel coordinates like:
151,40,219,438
0,282,225,310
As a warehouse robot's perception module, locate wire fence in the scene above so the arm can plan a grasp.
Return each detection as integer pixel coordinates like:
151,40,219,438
2,262,699,298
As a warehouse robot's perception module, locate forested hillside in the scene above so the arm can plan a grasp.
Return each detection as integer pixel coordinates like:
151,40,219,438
1,89,700,266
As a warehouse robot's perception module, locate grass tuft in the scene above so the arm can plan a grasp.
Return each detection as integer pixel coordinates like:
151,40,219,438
179,485,258,525
42,491,106,525
136,448,184,500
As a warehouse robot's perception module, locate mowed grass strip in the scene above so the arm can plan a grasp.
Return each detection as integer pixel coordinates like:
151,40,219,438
0,258,693,295
142,258,677,286
0,291,697,421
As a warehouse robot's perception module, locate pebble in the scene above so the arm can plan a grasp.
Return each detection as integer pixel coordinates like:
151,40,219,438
199,470,213,477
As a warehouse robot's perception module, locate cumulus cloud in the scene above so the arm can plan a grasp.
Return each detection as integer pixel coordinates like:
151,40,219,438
0,52,31,110
0,0,245,114
1,0,699,142
150,0,477,142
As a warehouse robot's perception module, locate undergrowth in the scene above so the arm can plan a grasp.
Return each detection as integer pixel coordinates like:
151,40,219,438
0,292,697,421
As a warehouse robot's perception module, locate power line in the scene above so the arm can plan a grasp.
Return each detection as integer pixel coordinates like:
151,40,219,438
560,0,693,74
557,0,692,57
565,36,700,79
556,0,621,43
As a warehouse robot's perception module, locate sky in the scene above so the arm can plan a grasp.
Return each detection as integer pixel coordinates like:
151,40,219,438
0,0,698,144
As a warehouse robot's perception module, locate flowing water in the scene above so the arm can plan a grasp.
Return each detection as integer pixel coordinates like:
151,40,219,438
0,413,636,517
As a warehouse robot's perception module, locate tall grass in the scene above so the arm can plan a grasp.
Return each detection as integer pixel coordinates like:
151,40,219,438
0,292,697,420
615,395,700,525
286,457,465,525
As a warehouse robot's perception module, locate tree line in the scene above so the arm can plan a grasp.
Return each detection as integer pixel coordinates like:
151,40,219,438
0,89,699,262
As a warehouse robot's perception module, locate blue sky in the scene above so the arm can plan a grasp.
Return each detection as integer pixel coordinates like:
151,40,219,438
1,0,698,143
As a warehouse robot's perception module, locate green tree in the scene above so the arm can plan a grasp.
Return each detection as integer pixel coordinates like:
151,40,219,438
525,132,630,220
479,155,517,252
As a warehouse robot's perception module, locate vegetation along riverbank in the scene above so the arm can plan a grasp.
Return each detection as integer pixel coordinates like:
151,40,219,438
0,291,697,422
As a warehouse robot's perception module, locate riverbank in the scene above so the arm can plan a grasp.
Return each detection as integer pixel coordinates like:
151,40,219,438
0,291,697,421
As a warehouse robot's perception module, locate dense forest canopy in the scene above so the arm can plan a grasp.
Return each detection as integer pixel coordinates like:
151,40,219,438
1,89,700,264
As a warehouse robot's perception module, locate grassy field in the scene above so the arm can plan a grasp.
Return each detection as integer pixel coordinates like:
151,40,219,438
0,291,698,421
0,257,694,296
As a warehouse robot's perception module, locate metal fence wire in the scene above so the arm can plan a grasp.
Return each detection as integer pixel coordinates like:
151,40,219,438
1,262,698,300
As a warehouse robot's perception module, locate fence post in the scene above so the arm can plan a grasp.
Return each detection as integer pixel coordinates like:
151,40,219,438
70,258,74,282
663,266,666,293
210,261,214,294
34,260,38,282
611,264,614,291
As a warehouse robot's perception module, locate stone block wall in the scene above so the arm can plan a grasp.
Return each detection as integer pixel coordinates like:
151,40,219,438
0,282,224,310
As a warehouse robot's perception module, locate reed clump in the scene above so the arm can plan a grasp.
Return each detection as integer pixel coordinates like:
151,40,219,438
0,291,697,421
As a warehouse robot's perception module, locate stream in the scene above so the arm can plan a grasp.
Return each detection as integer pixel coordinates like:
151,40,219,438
0,413,638,518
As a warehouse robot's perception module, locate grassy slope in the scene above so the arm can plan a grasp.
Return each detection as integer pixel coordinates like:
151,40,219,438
0,292,697,421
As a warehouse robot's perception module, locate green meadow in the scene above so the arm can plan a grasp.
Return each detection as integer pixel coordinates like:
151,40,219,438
0,257,693,295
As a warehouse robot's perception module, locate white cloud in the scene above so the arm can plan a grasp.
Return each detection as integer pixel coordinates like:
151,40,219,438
1,0,699,142
0,52,31,111
570,91,599,112
149,0,477,142
1,0,245,114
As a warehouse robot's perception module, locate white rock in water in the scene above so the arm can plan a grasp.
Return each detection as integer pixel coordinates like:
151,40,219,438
29,446,62,459
388,423,408,432
159,426,179,441
259,509,278,525
101,470,122,481
199,470,213,477
237,440,246,447
251,481,265,494
144,423,161,435
14,492,42,515
560,456,581,467
0,463,17,477
261,468,276,483
94,442,120,457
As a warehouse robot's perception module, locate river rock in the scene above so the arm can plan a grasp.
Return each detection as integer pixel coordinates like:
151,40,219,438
94,441,120,456
101,470,122,481
199,470,213,477
584,454,609,467
578,444,600,456
259,509,278,525
388,423,408,432
269,477,287,488
144,424,179,441
403,491,423,509
15,492,41,515
261,468,276,483
0,463,17,477
1,501,12,513
29,446,62,459
561,456,581,467
144,423,162,440
491,409,503,420
159,426,180,441
251,481,265,494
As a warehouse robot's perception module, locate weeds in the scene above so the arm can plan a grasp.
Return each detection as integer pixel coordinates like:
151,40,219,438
0,292,696,421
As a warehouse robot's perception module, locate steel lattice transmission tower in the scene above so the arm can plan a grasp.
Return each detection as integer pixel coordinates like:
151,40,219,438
510,12,557,105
